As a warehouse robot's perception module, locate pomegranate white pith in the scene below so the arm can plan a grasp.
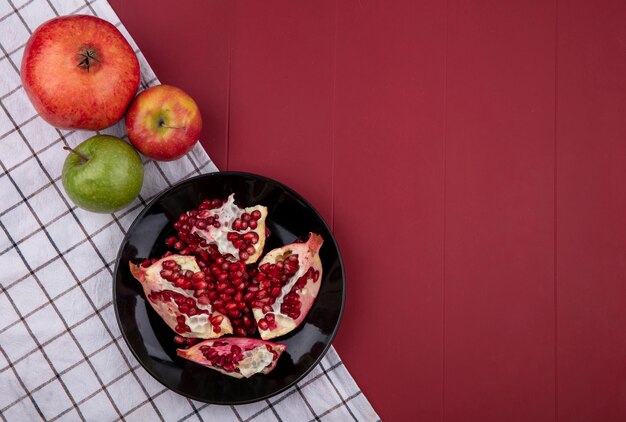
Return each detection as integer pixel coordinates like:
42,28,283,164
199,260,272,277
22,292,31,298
129,255,232,338
185,194,268,264
177,337,286,378
251,233,323,340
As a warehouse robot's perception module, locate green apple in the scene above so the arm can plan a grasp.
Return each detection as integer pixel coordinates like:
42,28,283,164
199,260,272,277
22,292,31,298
62,135,144,213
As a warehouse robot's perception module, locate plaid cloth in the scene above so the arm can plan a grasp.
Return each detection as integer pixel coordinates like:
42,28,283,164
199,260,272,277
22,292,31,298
0,0,379,421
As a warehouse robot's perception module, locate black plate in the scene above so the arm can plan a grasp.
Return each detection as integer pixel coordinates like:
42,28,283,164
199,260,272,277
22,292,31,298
113,172,345,404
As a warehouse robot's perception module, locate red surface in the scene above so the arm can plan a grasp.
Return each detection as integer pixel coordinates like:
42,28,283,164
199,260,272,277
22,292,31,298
109,1,626,420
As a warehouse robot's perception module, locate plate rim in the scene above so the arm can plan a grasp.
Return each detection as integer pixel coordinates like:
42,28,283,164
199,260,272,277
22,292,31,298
112,170,346,405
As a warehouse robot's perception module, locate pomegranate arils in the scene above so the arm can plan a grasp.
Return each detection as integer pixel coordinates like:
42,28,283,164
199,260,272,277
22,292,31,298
178,337,286,378
179,194,268,264
130,255,232,339
251,233,324,340
137,196,326,378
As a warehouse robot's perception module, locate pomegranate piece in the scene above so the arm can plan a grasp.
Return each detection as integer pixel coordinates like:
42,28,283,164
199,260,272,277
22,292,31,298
251,233,323,340
175,194,268,264
129,255,232,338
177,337,286,378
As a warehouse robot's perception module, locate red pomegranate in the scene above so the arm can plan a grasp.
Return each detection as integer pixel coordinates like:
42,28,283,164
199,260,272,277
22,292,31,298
129,255,232,338
251,233,323,340
174,194,268,264
21,15,140,130
177,337,286,378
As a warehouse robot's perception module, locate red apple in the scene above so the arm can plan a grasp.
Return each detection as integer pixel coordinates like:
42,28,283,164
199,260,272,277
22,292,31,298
125,85,202,161
21,15,140,130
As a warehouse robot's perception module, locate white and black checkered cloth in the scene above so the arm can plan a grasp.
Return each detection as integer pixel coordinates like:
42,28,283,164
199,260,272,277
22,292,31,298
0,1,379,420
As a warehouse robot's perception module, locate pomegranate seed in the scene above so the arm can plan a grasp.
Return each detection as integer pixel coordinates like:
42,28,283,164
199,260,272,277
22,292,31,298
197,295,210,305
191,272,205,281
242,232,259,243
193,281,208,290
243,315,252,327
234,327,246,336
174,335,185,345
239,252,249,261
251,210,262,220
249,220,258,229
258,319,269,330
140,259,151,267
266,314,275,323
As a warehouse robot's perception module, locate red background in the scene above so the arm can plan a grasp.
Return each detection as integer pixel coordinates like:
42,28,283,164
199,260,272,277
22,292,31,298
109,1,626,420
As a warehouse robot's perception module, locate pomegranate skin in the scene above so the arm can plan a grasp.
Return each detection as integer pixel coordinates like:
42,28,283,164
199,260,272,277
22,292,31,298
21,15,140,130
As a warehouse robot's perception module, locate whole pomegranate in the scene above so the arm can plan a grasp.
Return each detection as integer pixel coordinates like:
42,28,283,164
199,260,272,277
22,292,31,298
177,337,285,378
21,15,140,130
